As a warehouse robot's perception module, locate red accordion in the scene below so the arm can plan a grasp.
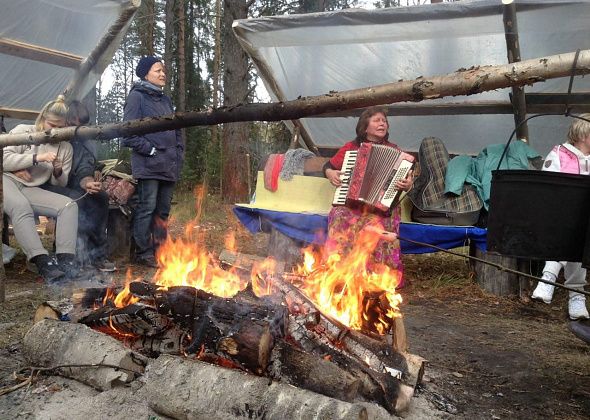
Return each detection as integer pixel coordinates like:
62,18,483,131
332,143,415,212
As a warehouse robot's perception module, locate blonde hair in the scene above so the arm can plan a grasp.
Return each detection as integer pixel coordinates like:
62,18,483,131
567,113,590,145
35,95,68,131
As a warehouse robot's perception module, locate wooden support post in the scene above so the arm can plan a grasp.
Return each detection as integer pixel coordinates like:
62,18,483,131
503,0,529,142
473,248,519,296
502,0,532,299
0,152,4,303
267,227,304,270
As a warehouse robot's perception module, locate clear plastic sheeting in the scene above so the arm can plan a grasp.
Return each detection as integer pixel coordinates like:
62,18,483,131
0,0,136,131
233,0,590,156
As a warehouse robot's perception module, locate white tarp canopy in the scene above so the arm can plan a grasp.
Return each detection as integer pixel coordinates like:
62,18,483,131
233,0,590,156
0,0,139,131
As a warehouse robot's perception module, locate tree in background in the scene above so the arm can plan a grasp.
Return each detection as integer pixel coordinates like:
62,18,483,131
220,0,250,203
96,0,369,198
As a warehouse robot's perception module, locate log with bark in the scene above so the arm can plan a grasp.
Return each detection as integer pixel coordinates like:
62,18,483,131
23,319,147,391
143,354,372,420
269,340,413,414
268,273,425,389
2,49,589,147
128,282,287,373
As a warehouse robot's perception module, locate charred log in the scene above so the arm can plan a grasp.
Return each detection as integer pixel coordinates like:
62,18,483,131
77,303,173,336
271,274,425,390
127,282,287,373
269,340,413,413
217,319,274,374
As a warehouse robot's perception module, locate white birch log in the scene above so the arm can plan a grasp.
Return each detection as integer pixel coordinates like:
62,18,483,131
143,354,371,420
23,319,147,391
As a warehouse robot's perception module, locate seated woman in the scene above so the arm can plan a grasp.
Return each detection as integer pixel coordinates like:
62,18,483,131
323,106,413,287
3,96,78,282
40,100,115,272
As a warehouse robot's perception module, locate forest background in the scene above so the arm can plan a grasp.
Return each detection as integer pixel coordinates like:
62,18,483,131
94,0,447,202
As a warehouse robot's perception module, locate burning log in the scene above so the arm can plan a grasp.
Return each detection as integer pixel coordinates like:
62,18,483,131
270,274,425,389
286,316,410,413
128,282,287,373
127,325,187,355
23,319,147,391
78,303,173,336
143,354,372,420
269,340,412,413
219,249,285,274
217,319,274,374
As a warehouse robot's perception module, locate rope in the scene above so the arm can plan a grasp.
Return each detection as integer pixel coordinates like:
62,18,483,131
398,235,590,297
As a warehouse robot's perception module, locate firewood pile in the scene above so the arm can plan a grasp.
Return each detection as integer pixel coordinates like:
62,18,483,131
25,252,425,418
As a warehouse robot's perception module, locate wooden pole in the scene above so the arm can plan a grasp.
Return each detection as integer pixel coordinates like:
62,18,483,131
0,152,4,303
2,49,590,147
503,0,529,142
63,0,141,99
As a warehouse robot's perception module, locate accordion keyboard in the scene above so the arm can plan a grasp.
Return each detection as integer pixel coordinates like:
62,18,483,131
379,158,414,208
332,150,358,205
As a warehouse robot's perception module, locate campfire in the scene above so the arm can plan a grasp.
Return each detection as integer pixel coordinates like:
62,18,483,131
26,207,424,416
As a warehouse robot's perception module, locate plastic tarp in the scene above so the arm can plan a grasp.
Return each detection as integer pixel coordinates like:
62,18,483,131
233,206,487,254
233,0,590,156
0,0,136,131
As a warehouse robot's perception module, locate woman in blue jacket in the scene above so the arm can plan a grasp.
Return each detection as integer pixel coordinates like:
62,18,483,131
123,56,183,267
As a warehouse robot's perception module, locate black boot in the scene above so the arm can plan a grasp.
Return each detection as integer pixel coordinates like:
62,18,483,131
56,253,79,279
31,254,65,283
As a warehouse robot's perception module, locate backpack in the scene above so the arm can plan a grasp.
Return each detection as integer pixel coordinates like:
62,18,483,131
408,137,483,226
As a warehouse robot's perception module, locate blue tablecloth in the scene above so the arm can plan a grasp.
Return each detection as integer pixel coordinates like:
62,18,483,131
233,206,487,254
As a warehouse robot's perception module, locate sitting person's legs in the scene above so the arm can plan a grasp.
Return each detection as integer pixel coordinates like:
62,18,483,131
79,191,114,271
3,175,64,281
22,185,78,278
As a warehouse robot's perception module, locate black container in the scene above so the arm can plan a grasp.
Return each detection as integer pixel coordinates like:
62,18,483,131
487,169,590,264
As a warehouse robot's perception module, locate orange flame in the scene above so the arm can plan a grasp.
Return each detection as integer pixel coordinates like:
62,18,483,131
154,222,247,298
99,185,402,338
102,270,141,308
295,225,402,334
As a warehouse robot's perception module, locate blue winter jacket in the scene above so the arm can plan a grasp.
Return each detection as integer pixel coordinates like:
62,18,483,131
122,81,183,181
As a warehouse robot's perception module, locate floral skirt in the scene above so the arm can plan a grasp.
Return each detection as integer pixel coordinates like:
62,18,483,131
325,205,404,287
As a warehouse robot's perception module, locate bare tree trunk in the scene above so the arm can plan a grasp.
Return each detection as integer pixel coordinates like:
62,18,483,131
176,0,187,149
211,0,222,191
138,0,156,56
164,0,175,97
221,0,250,203
2,49,590,147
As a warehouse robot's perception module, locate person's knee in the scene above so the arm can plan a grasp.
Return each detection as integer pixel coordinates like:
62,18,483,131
5,197,34,221
58,200,78,221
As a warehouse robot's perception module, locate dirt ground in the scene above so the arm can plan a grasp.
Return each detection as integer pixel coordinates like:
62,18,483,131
0,197,589,419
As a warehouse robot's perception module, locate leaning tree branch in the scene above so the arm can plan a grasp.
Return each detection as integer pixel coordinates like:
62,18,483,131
1,49,589,147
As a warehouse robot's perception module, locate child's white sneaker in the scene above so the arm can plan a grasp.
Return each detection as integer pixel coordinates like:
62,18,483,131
531,280,555,304
568,295,590,320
